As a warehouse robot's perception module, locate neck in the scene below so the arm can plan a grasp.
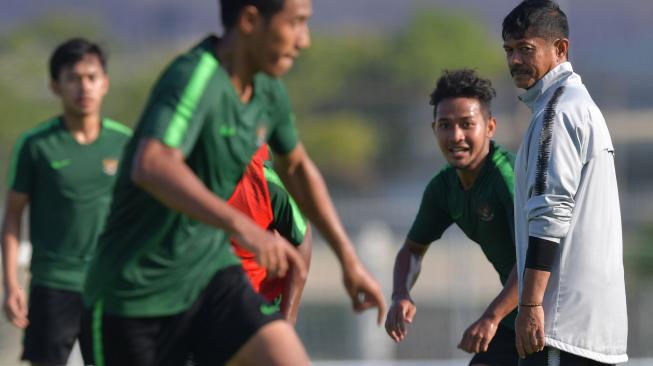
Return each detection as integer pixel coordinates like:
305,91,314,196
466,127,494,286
62,111,101,144
217,33,255,103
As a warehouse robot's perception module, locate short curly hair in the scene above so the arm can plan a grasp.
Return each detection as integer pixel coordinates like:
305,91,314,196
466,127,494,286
429,69,496,118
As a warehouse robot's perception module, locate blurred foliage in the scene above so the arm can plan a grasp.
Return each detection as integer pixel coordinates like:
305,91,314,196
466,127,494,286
625,224,653,278
0,8,505,188
284,9,504,186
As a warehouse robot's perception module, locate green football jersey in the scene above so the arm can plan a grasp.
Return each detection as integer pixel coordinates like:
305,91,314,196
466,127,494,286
83,36,299,317
407,141,517,329
8,117,132,292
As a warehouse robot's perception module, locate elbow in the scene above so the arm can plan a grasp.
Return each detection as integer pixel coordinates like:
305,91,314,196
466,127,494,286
130,154,155,188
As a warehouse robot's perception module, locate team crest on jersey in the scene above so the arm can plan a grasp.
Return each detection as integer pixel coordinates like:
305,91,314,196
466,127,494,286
478,203,494,222
256,124,268,147
103,158,119,176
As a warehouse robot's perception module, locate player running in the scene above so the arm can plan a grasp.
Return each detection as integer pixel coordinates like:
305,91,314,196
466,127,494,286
1,38,131,366
228,145,311,325
81,1,384,365
386,69,519,366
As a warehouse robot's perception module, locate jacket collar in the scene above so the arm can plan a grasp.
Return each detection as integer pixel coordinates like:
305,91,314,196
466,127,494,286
519,62,574,111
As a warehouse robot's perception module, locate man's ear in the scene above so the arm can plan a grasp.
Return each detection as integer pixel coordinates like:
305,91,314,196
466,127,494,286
50,79,61,97
554,38,569,62
238,5,263,35
486,116,497,138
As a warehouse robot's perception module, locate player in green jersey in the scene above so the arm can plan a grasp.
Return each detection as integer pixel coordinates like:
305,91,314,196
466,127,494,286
1,38,131,366
385,69,519,366
81,1,384,365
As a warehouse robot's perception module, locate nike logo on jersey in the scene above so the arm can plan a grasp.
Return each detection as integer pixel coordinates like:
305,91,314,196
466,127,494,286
50,159,71,170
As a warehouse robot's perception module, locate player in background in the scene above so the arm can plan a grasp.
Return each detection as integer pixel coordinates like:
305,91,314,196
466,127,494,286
1,38,131,366
385,69,519,366
81,0,384,365
228,145,312,325
502,1,628,364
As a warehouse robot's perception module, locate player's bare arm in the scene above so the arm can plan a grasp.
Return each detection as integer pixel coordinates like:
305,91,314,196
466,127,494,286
280,226,312,325
274,143,386,324
515,268,549,359
1,190,30,329
386,239,427,342
458,265,518,354
132,137,306,280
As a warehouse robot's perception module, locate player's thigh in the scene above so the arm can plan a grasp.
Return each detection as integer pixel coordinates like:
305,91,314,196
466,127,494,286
190,265,297,365
226,320,309,366
22,285,83,365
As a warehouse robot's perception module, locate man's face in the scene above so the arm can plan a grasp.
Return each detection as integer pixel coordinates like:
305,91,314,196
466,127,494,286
51,54,108,117
250,0,312,77
432,97,495,171
503,33,562,89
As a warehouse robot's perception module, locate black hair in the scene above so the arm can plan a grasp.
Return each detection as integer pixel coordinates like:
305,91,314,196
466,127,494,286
49,38,107,81
429,69,496,118
220,0,286,32
502,0,569,41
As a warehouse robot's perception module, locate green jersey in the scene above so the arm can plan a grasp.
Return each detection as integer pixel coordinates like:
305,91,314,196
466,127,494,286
83,36,299,317
407,141,517,329
7,117,132,292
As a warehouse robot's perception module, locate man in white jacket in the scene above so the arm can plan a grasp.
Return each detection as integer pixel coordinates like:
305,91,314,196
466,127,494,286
501,1,628,365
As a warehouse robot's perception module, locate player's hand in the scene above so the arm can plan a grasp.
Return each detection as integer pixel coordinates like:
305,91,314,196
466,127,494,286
3,284,29,329
236,227,306,280
385,298,416,343
342,261,386,325
457,315,498,353
515,305,545,359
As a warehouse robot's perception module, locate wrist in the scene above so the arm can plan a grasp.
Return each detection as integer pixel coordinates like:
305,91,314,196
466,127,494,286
391,291,412,303
480,309,501,324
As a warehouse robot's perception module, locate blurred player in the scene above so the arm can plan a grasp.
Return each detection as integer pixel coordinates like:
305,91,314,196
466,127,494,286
228,145,311,325
502,1,628,365
1,38,131,366
81,1,385,365
386,69,519,366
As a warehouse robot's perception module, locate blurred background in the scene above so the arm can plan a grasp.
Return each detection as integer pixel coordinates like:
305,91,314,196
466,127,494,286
1,0,652,365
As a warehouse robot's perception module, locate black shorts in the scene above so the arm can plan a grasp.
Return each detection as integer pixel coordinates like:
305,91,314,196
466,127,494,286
469,324,519,366
22,285,84,365
82,265,283,366
519,347,614,366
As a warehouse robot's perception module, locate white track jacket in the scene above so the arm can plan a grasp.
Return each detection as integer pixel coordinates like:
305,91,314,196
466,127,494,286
514,62,628,363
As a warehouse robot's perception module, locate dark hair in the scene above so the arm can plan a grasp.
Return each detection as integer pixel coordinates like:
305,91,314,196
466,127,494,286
429,69,496,118
220,0,286,32
49,38,107,81
502,0,569,41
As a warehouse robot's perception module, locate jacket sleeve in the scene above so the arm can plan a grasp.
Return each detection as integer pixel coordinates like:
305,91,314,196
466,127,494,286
526,109,587,243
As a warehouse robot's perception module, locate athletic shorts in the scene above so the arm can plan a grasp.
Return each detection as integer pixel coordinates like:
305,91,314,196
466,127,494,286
469,323,518,366
22,285,84,365
82,265,283,366
519,347,614,366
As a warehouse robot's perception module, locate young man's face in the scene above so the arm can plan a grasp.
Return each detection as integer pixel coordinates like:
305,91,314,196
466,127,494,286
432,97,495,172
51,54,108,117
250,0,312,77
503,32,564,89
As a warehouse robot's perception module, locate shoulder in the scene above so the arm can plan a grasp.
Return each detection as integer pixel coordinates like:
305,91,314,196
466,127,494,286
488,143,515,197
155,37,220,91
102,118,133,140
14,117,61,149
424,165,454,195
